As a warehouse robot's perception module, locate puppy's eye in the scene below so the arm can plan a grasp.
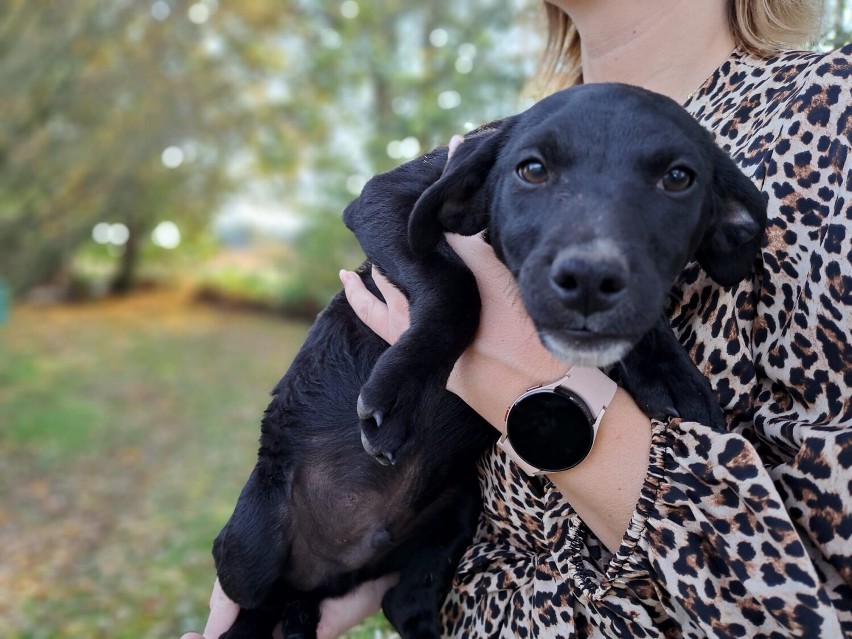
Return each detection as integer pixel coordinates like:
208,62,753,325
658,167,694,192
516,160,548,184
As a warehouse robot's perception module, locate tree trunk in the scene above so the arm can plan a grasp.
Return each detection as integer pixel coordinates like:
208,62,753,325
110,227,139,295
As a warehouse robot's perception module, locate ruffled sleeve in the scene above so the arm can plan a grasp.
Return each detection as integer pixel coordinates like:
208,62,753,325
635,419,845,637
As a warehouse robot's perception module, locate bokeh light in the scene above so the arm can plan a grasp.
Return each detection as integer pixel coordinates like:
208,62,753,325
92,222,111,244
151,221,181,249
386,136,421,160
340,1,359,19
346,174,368,195
161,146,184,169
150,1,170,21
188,3,210,24
429,28,449,47
108,223,130,246
455,56,474,74
320,29,342,48
437,90,461,109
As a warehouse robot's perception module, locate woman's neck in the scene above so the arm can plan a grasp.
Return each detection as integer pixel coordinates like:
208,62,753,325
561,0,736,103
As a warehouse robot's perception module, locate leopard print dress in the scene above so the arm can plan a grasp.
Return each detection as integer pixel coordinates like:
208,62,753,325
440,45,852,638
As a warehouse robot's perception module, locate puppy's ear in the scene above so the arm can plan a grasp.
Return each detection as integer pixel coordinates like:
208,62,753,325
695,146,768,286
408,122,511,256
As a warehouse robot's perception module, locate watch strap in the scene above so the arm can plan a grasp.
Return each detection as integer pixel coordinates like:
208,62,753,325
556,366,618,417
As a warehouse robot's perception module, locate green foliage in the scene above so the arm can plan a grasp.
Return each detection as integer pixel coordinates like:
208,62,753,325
281,208,364,317
0,0,536,306
0,0,302,295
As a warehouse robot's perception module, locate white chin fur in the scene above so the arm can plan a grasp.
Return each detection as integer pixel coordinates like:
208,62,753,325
540,332,633,368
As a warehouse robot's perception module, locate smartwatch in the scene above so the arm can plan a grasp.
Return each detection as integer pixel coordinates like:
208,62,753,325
498,366,618,476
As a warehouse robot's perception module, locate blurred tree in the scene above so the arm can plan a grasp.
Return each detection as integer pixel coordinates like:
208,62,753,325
0,0,299,294
9,1,843,304
0,0,534,301
266,0,536,311
822,0,852,47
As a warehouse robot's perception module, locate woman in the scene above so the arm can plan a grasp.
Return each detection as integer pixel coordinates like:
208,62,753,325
186,0,852,636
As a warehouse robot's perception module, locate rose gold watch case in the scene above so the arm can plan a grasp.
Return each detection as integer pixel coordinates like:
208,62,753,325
498,366,618,476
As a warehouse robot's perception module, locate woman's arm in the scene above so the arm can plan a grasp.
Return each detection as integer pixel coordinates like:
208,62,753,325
341,232,652,552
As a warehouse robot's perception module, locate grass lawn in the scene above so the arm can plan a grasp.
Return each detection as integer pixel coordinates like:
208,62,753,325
0,289,395,639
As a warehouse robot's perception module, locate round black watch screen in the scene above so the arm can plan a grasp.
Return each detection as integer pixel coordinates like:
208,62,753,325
507,391,594,472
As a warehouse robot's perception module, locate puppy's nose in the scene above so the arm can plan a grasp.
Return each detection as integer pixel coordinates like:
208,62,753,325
550,250,628,313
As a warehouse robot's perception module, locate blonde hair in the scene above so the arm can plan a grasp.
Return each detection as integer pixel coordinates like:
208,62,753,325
532,0,823,96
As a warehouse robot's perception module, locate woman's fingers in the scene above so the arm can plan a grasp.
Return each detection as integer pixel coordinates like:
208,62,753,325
340,268,410,344
316,574,399,639
202,579,240,639
370,268,410,334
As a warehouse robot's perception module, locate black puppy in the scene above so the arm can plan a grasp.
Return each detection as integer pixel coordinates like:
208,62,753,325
212,83,767,638
358,83,767,464
212,146,495,639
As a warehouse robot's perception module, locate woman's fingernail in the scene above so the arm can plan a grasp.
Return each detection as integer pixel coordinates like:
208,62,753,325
448,134,464,158
339,269,350,284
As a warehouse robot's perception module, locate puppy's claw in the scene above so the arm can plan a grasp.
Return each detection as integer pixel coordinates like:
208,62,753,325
360,427,396,466
377,450,395,466
356,393,369,420
356,393,382,424
356,393,384,427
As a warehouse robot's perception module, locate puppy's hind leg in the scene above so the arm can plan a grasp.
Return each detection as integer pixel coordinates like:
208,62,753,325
380,480,482,638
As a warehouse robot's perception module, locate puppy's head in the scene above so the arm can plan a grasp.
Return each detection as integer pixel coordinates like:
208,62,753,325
409,83,767,366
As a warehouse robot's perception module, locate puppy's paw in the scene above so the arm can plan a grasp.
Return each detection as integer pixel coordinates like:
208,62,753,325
355,372,423,464
358,394,408,465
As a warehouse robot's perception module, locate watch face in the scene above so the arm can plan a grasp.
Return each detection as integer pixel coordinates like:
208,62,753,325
506,388,594,473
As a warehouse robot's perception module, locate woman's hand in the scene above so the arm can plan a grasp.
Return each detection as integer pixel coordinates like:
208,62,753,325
340,232,566,432
180,579,240,639
181,575,398,639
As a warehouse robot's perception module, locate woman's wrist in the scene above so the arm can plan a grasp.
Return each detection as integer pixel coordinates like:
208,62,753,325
449,344,652,553
446,336,566,434
546,388,652,551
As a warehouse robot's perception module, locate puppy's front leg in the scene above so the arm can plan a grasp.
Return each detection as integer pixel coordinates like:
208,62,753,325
356,246,480,465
